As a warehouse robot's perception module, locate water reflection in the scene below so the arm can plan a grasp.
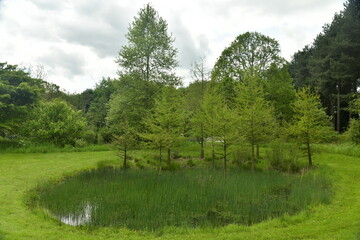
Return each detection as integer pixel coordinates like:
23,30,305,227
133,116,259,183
60,203,93,226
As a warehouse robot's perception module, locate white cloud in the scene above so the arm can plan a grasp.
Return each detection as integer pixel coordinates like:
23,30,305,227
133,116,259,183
0,0,345,92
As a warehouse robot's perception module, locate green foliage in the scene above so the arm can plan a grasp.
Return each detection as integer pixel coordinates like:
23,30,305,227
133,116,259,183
142,86,186,169
202,87,238,169
212,32,285,81
38,168,331,230
348,118,360,144
116,3,178,85
107,74,158,133
289,0,360,131
0,62,43,135
263,65,296,122
287,87,334,166
235,73,277,170
82,129,97,144
86,77,116,132
211,32,286,104
66,89,94,114
25,99,87,147
112,121,138,169
348,98,360,144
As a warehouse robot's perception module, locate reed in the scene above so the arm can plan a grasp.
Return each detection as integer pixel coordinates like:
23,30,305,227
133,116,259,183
39,168,331,230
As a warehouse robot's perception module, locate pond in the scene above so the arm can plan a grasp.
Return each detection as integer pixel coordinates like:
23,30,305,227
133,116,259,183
39,168,332,230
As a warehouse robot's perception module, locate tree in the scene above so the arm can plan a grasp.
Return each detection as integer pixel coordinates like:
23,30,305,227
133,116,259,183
236,74,276,171
263,64,296,122
287,87,334,167
109,4,180,136
235,73,277,171
66,89,94,114
211,32,286,105
289,1,360,132
187,57,210,159
86,78,116,141
116,3,178,85
202,86,237,171
25,99,86,147
112,121,137,169
142,86,186,171
0,62,42,136
107,74,158,133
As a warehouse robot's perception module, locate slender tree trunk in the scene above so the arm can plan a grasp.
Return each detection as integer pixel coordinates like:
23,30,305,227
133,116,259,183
256,144,259,160
223,140,227,173
251,143,255,172
167,148,171,169
307,139,312,167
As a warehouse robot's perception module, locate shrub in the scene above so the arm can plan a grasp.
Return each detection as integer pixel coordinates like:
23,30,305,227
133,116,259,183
83,130,97,144
348,119,360,144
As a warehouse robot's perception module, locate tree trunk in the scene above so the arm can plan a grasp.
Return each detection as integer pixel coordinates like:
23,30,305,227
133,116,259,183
256,144,259,160
167,148,171,169
307,140,312,167
251,143,255,172
223,140,227,173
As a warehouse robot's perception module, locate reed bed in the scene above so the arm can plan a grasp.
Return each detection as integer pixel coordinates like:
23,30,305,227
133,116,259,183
39,168,331,230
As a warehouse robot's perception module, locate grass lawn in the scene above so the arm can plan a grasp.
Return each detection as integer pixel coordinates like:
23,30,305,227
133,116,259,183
0,150,359,239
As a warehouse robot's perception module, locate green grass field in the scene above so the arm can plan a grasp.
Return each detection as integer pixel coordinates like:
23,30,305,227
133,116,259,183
0,148,359,239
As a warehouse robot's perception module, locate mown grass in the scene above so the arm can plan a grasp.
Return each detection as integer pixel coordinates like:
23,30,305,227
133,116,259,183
0,145,359,239
0,143,112,153
39,168,331,230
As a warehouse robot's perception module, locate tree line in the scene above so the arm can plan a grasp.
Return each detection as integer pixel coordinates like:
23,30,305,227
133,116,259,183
1,2,359,171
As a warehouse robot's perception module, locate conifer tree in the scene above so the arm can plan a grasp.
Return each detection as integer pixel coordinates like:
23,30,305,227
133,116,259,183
287,87,334,167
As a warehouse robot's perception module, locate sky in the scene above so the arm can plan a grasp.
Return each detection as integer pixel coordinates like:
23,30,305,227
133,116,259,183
0,0,345,93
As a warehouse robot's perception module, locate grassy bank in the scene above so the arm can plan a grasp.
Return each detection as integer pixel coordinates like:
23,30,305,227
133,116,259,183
0,150,359,239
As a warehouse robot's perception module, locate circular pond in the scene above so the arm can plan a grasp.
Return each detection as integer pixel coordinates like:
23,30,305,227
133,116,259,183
39,168,331,230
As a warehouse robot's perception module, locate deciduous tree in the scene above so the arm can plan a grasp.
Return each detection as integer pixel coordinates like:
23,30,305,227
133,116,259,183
235,73,277,171
287,87,334,167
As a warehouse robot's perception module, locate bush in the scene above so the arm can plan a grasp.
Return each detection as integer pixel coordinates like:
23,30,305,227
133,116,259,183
83,130,97,144
75,139,88,148
98,127,113,144
348,118,360,144
0,137,20,149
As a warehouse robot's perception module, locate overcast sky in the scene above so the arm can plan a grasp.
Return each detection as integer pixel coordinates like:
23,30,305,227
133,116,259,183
0,0,345,93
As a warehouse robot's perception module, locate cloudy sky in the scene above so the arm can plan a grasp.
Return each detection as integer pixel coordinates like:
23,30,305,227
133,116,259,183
0,0,345,93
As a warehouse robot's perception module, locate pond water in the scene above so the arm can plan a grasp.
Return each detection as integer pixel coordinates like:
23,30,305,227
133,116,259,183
60,203,93,226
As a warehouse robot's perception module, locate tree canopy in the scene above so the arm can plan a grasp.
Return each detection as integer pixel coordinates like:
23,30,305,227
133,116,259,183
116,3,179,85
